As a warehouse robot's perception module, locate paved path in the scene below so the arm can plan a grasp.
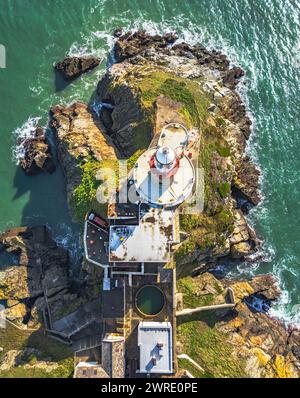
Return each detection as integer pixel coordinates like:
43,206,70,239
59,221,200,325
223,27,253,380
177,353,204,373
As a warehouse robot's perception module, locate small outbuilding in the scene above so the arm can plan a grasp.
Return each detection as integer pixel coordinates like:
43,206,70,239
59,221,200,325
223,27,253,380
137,321,173,375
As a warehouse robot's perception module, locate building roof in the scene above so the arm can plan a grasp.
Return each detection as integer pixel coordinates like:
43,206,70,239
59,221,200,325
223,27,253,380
109,208,173,262
102,279,125,318
102,334,125,378
137,322,173,374
74,362,109,378
84,219,109,267
155,146,176,165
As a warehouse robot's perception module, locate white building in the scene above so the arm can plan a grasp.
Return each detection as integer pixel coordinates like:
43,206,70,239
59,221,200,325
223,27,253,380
133,123,195,208
137,322,173,374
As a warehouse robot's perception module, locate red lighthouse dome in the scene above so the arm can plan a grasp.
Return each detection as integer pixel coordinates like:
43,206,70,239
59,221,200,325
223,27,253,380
150,146,180,178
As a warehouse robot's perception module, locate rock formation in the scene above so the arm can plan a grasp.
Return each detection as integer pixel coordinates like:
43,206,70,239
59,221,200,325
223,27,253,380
177,272,300,377
90,30,260,264
19,127,55,175
54,56,100,80
0,226,71,327
49,102,118,217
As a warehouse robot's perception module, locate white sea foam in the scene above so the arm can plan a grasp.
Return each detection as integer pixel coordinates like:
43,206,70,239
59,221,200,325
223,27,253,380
11,116,42,164
48,222,82,267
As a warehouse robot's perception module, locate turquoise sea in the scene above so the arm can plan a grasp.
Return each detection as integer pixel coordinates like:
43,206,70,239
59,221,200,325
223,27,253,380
0,0,300,323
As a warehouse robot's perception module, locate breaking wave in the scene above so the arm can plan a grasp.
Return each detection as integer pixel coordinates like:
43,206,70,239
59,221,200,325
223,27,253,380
11,116,42,164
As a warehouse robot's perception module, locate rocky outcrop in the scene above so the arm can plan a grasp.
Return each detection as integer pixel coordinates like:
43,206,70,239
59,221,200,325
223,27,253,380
178,272,300,378
0,226,71,327
233,155,261,206
220,301,300,377
0,350,20,371
114,30,178,62
50,102,118,213
226,274,281,303
54,56,100,80
89,31,261,266
0,348,59,373
19,127,55,175
229,210,259,259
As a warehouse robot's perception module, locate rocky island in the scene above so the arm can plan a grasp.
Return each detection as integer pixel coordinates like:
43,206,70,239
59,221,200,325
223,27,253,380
1,30,300,378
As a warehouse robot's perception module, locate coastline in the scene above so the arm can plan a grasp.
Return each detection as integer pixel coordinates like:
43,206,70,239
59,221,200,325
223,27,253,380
1,29,298,378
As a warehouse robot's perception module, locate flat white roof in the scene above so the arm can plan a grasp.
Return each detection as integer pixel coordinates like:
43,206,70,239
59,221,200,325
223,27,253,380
109,208,174,263
137,322,173,374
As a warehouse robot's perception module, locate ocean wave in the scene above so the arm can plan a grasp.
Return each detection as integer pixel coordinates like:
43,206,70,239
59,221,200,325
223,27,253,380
11,116,42,164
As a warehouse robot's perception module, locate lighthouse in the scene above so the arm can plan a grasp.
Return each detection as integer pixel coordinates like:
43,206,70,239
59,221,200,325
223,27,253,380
133,124,195,208
150,146,180,179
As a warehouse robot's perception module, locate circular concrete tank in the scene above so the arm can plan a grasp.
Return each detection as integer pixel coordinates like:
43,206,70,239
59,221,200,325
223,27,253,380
135,285,165,317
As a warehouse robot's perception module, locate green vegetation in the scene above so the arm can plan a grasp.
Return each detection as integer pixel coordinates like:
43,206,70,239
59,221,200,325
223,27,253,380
175,238,197,260
177,275,224,308
178,318,246,378
200,128,232,210
71,150,144,222
71,157,107,222
176,208,234,260
126,149,145,170
218,182,231,198
178,357,214,378
136,70,210,127
0,358,73,378
0,323,73,378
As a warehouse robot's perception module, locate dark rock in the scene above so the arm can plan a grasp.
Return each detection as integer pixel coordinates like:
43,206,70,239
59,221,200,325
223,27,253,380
113,28,123,38
0,226,70,326
248,274,281,301
114,30,178,62
19,127,55,176
233,156,261,205
163,32,178,44
207,103,217,112
222,66,245,89
54,56,100,80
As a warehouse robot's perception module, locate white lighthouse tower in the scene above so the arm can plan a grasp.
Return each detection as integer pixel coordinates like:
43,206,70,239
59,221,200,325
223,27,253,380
133,124,195,207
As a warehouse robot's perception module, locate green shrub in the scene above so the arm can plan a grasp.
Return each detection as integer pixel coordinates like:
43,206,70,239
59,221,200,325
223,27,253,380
218,182,231,198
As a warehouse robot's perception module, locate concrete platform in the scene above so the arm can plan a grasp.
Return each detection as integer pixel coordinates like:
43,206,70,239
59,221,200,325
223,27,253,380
109,208,173,263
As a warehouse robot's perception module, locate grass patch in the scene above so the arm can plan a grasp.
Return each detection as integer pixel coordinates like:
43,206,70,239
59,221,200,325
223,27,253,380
129,69,210,128
71,150,144,222
178,320,246,378
177,276,215,308
176,209,234,260
218,182,231,198
178,358,214,378
0,358,73,378
0,323,72,362
0,323,73,378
